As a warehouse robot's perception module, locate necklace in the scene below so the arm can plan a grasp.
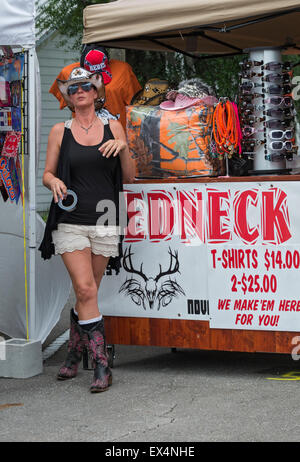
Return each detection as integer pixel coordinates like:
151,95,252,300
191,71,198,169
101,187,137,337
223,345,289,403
76,117,97,134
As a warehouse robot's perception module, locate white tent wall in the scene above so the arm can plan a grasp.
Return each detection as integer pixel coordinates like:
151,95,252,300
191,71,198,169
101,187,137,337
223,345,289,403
0,0,71,343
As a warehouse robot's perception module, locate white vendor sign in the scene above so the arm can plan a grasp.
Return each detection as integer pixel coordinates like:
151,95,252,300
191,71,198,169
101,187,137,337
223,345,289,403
100,181,300,332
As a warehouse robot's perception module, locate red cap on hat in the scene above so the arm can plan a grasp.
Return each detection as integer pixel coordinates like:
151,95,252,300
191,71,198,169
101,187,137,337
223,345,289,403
83,50,112,85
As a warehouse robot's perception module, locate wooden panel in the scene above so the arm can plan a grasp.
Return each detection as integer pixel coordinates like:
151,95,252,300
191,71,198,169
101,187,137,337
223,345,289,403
104,316,299,355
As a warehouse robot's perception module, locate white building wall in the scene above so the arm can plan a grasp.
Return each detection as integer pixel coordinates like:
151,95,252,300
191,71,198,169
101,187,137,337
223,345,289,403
36,32,78,212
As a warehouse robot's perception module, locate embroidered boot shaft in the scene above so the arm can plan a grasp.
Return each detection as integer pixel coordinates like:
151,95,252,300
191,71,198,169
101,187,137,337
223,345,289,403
84,319,112,393
57,309,86,380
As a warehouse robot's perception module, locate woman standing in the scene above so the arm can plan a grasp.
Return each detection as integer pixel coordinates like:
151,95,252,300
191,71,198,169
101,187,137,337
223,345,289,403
39,67,135,392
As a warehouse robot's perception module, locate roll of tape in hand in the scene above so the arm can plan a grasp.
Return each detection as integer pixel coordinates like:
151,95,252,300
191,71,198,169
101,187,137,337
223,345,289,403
58,189,78,212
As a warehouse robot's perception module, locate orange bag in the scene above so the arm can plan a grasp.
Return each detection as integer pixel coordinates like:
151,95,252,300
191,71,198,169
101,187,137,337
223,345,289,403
126,104,220,178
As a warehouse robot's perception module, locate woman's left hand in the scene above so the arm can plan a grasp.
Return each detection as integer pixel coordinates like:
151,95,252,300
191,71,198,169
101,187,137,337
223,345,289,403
99,139,127,158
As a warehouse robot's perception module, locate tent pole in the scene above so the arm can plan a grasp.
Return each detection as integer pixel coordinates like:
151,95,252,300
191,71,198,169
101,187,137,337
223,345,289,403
28,46,36,340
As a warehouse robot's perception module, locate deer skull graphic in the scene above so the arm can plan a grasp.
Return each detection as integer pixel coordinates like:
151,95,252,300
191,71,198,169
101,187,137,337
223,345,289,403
119,246,185,310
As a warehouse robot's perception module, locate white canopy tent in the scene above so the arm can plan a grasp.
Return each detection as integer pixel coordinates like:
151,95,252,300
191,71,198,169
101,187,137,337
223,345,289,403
82,0,300,55
0,0,70,342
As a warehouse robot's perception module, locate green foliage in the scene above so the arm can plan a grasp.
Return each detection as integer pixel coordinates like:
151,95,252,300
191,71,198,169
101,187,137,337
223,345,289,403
126,50,244,100
36,0,110,51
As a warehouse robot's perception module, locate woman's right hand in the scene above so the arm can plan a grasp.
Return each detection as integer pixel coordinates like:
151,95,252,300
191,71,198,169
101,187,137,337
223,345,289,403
49,177,67,203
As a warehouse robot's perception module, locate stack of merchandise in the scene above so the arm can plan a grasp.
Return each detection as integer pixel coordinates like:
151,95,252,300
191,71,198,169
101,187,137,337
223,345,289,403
127,78,221,178
238,58,297,165
0,50,23,204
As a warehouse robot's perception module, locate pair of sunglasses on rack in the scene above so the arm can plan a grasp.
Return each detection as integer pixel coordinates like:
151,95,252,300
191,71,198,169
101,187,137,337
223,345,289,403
269,129,294,140
265,152,294,162
240,83,293,95
263,62,292,71
240,74,292,84
265,96,294,107
241,127,294,139
240,107,293,119
239,71,293,80
241,60,292,71
241,117,294,129
269,140,296,151
67,82,96,96
242,139,265,148
240,96,293,107
242,144,297,156
240,60,263,69
242,126,265,137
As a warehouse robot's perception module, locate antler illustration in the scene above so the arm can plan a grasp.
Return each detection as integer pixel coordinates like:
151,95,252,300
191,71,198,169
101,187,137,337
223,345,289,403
155,248,180,282
120,246,184,310
123,246,148,282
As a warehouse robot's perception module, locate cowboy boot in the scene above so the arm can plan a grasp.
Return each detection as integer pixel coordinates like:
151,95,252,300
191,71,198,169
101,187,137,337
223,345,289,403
85,319,112,393
57,309,86,380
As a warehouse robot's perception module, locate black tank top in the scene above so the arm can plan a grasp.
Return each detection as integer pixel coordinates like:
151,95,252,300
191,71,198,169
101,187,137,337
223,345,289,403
57,120,119,226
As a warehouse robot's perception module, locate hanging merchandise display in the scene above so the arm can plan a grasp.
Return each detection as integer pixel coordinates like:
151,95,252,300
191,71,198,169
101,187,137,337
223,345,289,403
212,98,242,160
0,53,24,203
238,48,298,173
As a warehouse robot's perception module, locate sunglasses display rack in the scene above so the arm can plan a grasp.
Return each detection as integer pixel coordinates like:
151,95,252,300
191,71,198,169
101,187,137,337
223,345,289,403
239,48,297,174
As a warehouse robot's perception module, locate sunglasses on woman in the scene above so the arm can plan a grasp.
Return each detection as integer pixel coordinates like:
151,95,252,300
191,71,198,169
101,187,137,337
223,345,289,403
67,82,95,96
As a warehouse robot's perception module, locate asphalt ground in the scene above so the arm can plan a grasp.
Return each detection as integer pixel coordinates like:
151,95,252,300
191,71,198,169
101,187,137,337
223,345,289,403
1,290,300,443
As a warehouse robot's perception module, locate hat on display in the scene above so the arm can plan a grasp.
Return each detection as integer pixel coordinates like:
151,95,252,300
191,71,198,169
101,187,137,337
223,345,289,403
160,78,216,110
80,44,112,85
131,78,169,106
56,67,105,111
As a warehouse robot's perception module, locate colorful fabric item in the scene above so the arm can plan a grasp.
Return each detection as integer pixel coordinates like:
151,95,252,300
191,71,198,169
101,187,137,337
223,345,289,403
11,107,21,131
0,81,11,107
126,104,221,177
0,156,20,202
10,81,21,107
0,108,12,131
0,179,8,201
1,131,21,158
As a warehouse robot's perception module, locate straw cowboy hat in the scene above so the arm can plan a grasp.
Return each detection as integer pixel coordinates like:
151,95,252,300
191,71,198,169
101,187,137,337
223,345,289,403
56,67,105,111
131,78,169,106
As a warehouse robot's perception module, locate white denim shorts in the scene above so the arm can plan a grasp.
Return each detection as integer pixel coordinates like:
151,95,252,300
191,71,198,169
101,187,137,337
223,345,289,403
52,223,119,257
